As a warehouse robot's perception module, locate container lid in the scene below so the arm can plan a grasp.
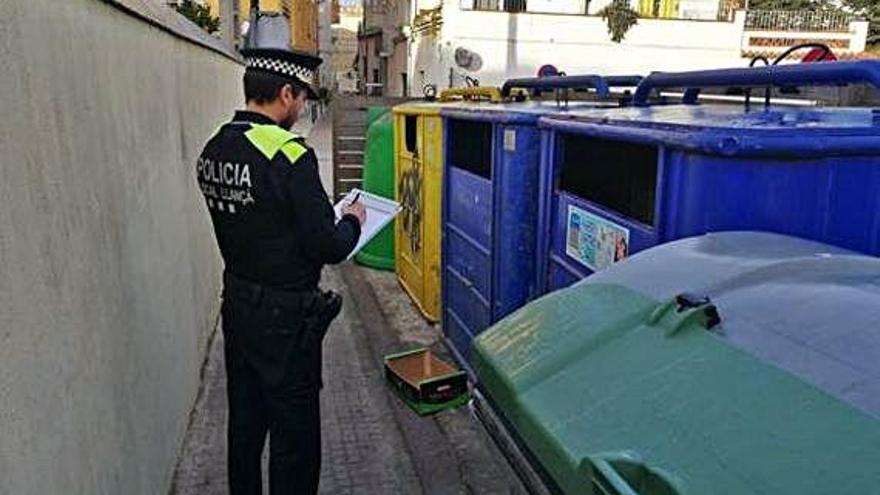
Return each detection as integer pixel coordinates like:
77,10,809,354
539,104,880,157
392,101,446,116
441,100,620,125
474,232,880,494
587,231,880,417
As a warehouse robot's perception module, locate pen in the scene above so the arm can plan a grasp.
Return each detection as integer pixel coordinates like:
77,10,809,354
349,192,361,206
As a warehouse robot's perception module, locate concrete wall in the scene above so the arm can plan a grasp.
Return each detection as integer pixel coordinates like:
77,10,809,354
0,1,242,493
410,2,746,89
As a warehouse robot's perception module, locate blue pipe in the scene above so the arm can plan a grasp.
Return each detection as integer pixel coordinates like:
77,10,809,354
500,75,642,98
633,61,880,106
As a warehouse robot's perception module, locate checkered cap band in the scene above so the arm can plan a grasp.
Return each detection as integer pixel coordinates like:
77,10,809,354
246,57,314,81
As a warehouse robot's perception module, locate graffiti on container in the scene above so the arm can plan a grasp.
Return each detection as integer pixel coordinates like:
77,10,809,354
398,161,422,254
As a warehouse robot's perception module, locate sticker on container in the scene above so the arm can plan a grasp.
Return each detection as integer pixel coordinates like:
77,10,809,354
503,129,517,151
565,205,630,272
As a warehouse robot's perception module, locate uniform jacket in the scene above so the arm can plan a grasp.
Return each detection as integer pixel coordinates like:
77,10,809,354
197,111,360,290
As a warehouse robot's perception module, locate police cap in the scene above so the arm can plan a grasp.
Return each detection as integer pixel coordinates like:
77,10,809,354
241,47,323,100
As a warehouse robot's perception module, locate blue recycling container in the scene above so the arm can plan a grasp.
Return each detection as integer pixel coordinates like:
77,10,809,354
536,61,880,294
439,75,642,369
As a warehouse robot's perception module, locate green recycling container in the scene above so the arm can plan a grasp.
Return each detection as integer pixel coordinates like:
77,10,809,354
474,232,880,495
364,105,388,128
355,107,396,270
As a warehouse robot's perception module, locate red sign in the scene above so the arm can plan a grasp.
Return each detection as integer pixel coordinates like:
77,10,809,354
537,64,559,77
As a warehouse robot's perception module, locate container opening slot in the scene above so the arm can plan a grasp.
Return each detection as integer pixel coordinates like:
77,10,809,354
450,119,492,179
405,115,418,154
559,135,657,226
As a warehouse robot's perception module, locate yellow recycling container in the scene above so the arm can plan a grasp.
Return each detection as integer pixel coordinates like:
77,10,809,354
393,102,444,322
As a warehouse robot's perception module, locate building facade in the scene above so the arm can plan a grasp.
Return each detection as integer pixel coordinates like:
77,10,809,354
318,0,335,88
206,0,319,53
202,0,870,98
405,0,869,94
357,0,410,96
333,4,363,93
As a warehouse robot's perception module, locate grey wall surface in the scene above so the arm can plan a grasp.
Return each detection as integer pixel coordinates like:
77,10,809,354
0,1,243,493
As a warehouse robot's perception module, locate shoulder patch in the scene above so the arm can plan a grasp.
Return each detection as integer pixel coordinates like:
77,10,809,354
280,140,308,164
244,124,303,160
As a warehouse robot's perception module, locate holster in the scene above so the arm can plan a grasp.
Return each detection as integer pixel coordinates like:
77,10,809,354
298,289,343,351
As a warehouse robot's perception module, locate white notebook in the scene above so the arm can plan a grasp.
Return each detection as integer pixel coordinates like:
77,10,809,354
333,189,402,261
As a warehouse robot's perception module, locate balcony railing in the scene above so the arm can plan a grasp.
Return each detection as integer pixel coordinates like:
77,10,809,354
745,10,854,33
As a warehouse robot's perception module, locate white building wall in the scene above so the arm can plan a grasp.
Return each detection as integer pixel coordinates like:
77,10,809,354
677,0,720,20
851,21,869,54
416,0,445,10
457,0,712,19
523,0,588,15
586,0,631,14
410,2,747,90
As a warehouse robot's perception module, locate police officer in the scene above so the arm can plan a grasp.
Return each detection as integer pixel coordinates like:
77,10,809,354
196,47,365,495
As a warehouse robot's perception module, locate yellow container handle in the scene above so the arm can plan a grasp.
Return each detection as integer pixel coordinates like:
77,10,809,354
438,87,505,103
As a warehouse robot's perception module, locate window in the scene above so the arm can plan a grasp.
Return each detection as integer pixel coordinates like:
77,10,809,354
473,0,500,10
371,68,381,96
470,0,591,14
504,0,527,13
449,120,492,179
558,135,657,225
473,0,526,12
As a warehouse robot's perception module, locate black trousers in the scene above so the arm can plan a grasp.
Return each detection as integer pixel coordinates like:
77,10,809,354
221,275,336,495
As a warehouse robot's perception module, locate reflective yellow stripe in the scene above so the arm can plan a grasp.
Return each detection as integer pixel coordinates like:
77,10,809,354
244,123,303,161
280,140,308,164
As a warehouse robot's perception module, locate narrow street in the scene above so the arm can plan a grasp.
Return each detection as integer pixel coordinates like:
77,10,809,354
169,117,528,495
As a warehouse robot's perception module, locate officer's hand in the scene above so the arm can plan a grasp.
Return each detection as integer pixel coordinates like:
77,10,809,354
343,201,366,225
